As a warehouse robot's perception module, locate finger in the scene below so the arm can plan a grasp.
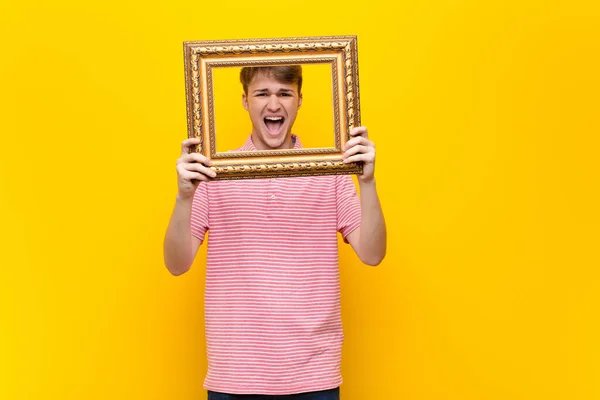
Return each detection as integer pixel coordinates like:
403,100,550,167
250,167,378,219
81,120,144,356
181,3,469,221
344,136,372,151
184,162,217,179
187,152,213,166
178,152,213,166
177,162,216,179
181,138,201,156
182,170,212,182
343,153,374,164
343,145,371,159
343,137,362,151
349,126,368,137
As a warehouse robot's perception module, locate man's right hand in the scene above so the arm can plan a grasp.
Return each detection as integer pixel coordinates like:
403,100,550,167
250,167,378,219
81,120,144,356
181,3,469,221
176,138,217,200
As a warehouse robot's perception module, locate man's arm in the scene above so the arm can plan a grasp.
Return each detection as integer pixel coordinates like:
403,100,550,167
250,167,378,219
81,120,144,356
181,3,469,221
164,197,203,275
163,138,216,276
345,180,386,266
342,127,387,266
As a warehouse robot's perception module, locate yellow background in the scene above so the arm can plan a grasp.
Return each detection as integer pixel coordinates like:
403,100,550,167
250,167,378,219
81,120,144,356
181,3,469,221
1,0,599,399
213,63,335,152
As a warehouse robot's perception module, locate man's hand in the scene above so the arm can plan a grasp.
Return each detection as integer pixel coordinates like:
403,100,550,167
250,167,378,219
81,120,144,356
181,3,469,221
342,126,376,183
176,138,216,200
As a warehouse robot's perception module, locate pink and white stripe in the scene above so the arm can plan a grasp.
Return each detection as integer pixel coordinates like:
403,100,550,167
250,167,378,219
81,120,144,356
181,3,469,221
191,135,361,395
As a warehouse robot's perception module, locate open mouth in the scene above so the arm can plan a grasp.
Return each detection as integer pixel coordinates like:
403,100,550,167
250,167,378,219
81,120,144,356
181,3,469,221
264,116,285,136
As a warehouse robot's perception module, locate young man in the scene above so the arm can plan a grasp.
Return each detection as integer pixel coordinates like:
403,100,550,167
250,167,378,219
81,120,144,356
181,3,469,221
164,66,386,399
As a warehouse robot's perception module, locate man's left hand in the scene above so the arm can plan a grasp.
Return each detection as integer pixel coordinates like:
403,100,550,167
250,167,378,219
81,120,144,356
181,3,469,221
342,126,376,183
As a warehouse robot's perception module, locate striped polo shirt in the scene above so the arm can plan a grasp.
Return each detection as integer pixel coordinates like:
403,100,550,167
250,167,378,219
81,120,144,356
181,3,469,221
190,135,361,395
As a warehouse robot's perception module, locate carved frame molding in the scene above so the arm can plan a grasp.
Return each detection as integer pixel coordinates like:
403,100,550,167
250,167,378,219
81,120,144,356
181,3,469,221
183,36,362,180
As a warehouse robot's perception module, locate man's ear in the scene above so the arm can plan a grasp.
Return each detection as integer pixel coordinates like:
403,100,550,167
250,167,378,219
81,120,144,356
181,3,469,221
242,93,249,111
298,93,303,109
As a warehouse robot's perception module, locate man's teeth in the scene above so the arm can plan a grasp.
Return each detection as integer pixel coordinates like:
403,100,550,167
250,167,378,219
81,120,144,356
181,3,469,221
265,117,283,121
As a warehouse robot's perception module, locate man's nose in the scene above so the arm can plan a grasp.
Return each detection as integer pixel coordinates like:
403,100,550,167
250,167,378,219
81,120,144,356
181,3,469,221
267,95,281,111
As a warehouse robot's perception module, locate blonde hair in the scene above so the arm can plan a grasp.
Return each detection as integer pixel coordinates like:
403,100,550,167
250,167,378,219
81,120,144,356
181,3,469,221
240,65,303,94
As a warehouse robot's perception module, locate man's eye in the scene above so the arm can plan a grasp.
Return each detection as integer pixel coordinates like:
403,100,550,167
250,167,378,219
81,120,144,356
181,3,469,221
256,93,267,97
280,93,290,97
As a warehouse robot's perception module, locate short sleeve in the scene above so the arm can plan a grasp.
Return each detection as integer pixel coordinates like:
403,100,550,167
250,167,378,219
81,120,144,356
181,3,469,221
190,182,210,241
336,175,361,242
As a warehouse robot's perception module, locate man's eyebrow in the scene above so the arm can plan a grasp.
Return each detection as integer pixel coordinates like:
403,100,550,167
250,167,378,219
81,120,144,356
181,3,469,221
252,88,294,93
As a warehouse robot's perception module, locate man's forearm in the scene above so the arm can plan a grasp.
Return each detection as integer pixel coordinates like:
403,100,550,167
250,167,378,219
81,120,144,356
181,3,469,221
163,196,197,275
357,179,387,265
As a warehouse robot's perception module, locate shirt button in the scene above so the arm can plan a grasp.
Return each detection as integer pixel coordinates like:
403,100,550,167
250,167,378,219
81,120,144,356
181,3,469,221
270,178,275,182
270,195,276,199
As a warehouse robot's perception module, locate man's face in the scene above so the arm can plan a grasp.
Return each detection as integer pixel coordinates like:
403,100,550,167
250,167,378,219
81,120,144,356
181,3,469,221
242,72,302,150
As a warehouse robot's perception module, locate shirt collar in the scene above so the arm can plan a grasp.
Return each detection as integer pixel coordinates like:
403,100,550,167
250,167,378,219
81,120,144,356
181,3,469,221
239,134,303,151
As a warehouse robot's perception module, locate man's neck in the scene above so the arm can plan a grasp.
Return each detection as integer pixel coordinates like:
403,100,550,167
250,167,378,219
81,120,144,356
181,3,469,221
250,133,294,150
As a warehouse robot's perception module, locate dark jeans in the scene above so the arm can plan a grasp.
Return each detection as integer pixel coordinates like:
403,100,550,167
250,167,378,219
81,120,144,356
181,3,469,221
207,387,340,400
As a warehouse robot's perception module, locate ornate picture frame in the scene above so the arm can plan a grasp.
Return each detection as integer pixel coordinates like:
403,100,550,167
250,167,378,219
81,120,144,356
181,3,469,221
183,35,362,180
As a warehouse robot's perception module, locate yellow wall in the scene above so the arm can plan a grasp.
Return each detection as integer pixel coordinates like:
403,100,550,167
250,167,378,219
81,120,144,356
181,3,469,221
213,63,335,151
1,1,598,399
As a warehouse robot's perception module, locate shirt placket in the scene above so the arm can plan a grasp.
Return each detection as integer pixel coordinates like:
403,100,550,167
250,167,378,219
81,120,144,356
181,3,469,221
267,177,278,217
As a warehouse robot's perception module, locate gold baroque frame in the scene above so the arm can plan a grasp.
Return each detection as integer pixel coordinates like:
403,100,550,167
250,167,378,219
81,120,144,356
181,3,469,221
183,36,362,180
